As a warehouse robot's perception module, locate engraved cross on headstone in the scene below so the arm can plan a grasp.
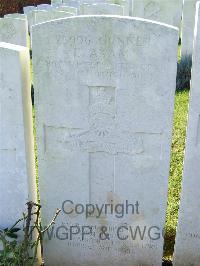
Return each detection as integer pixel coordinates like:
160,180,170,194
44,85,162,204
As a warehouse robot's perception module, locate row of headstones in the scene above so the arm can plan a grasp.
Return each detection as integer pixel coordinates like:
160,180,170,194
0,0,198,56
0,1,126,48
24,2,125,30
1,3,200,266
0,0,199,57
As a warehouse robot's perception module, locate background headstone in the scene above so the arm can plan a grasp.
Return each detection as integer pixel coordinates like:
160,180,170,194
37,4,54,10
4,13,27,19
123,0,132,16
80,3,124,15
132,0,183,28
27,9,37,32
32,16,178,265
33,10,74,25
0,18,28,47
51,0,63,4
23,5,35,14
62,0,81,8
108,0,130,15
56,5,78,15
173,2,200,265
0,42,36,228
181,0,199,57
51,3,63,8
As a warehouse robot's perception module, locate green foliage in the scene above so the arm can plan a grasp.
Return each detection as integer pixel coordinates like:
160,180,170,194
0,228,22,265
0,202,60,266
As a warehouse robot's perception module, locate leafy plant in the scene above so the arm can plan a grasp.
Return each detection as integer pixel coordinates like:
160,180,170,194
0,202,60,266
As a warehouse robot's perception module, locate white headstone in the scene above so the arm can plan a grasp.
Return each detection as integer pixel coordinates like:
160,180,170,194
181,0,199,57
132,0,183,28
173,2,200,265
108,0,130,15
33,10,74,25
32,16,178,265
51,0,63,4
4,13,27,19
80,3,124,15
51,3,63,8
56,5,78,15
108,0,124,4
31,10,48,27
0,18,28,47
123,0,132,16
62,0,80,8
80,0,107,3
37,4,54,10
0,42,36,228
27,9,37,31
23,5,36,14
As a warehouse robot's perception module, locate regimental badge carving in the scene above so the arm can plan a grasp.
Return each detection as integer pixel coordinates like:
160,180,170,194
61,86,144,154
44,86,162,155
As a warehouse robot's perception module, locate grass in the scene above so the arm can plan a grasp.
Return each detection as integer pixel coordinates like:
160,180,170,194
162,44,190,260
164,89,189,260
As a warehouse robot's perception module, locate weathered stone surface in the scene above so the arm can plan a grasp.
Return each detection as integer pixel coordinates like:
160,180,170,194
33,10,74,25
0,42,36,228
23,5,35,14
51,0,63,4
132,0,183,28
27,9,37,31
4,13,27,19
51,3,63,8
108,0,130,15
123,0,132,16
32,16,178,265
80,3,124,15
0,18,28,47
37,4,54,10
62,0,80,8
31,10,47,27
56,5,78,15
181,0,199,57
173,3,200,265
